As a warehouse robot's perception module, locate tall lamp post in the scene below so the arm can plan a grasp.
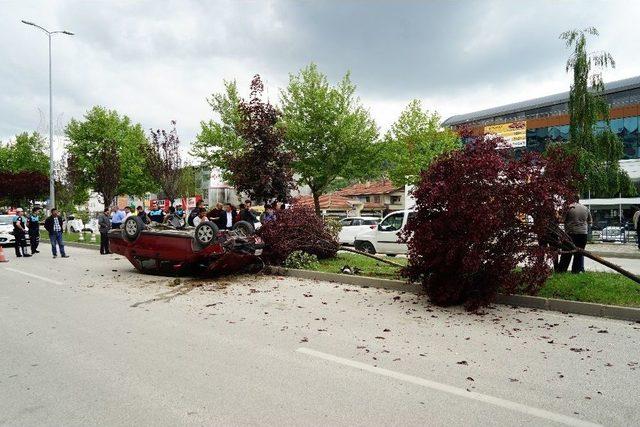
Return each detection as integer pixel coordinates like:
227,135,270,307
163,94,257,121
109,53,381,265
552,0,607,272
21,20,74,211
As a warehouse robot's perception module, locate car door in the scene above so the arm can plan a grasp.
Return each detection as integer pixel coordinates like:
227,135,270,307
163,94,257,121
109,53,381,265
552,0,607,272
376,212,404,253
338,218,354,244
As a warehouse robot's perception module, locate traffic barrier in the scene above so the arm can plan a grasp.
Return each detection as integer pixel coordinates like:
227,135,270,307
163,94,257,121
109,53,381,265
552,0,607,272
78,232,84,242
0,245,8,262
90,232,96,243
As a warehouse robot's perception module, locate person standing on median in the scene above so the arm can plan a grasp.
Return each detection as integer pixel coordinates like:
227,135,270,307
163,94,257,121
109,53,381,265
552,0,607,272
633,206,640,250
28,207,41,254
558,196,592,274
12,208,31,258
98,208,111,255
44,208,69,259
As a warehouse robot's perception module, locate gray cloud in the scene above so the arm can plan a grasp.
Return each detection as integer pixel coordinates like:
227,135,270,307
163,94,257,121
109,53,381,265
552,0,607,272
2,0,639,153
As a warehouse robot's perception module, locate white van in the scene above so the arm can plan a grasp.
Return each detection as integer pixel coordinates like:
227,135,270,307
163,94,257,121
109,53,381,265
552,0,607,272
353,209,414,255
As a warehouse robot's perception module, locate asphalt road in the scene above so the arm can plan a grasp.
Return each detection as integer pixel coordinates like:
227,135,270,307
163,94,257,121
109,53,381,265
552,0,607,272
1,248,639,426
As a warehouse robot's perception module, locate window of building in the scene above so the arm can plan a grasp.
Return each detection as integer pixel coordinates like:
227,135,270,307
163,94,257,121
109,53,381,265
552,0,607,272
373,195,380,203
390,195,401,204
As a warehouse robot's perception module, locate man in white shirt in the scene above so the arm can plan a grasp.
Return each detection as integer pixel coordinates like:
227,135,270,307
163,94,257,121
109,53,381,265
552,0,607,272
216,203,237,230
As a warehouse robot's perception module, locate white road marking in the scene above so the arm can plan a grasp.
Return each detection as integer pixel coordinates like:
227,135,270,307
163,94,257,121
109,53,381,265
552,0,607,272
4,268,63,285
296,347,600,427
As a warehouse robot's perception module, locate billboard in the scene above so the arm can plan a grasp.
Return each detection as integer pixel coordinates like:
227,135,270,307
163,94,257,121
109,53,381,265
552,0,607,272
484,121,527,148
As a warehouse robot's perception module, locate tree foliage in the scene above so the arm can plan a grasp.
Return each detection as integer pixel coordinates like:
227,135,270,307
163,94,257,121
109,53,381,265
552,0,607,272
0,132,49,175
191,80,244,181
224,75,295,203
560,27,633,197
403,136,580,311
280,63,380,214
257,205,339,265
65,106,157,200
0,171,49,205
383,100,460,186
92,140,121,209
145,121,182,204
55,153,89,214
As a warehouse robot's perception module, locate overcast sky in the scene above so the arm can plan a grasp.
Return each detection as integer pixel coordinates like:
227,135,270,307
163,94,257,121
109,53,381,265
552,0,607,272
2,0,640,159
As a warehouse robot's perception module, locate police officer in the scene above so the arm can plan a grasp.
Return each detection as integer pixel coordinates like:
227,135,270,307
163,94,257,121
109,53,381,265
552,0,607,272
12,208,31,257
28,207,41,254
148,203,165,223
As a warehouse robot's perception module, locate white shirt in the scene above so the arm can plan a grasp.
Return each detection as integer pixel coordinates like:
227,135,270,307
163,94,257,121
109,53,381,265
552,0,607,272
226,211,233,228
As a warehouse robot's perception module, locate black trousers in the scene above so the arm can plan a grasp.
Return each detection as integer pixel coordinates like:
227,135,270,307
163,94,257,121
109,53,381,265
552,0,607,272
558,233,588,273
14,231,28,256
100,231,110,254
29,233,39,252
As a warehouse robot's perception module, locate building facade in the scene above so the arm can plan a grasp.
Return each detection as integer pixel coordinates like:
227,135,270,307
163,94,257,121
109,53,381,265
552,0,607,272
443,75,640,230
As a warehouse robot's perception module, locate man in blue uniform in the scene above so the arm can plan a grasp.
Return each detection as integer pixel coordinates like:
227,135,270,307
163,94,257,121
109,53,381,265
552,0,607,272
28,207,41,254
12,208,31,257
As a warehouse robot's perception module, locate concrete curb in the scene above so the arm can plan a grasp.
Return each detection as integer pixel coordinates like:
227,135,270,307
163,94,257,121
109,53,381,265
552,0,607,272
591,251,640,260
271,267,640,322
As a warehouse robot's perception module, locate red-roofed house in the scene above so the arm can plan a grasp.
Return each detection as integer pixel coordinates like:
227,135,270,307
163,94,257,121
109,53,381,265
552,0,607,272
292,194,355,216
336,180,405,215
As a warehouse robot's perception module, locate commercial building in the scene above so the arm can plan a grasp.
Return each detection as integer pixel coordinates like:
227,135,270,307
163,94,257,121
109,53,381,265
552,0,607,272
443,75,640,230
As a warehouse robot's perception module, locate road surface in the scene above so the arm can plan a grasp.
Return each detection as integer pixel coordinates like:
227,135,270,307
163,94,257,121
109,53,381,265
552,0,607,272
1,247,639,426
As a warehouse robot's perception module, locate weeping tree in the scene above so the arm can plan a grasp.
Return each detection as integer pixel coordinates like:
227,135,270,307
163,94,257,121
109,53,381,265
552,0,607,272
146,121,182,205
561,27,634,197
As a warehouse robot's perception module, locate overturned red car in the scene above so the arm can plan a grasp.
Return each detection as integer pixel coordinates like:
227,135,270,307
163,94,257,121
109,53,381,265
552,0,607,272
108,216,264,276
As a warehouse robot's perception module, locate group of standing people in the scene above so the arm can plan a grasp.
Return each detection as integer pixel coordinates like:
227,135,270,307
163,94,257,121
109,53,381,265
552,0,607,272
96,199,283,254
11,207,68,259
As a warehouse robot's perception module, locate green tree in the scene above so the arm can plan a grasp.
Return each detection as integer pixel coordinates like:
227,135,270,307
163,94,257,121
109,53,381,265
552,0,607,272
191,80,244,181
0,132,49,175
560,27,634,197
383,100,460,186
65,106,157,206
280,63,380,214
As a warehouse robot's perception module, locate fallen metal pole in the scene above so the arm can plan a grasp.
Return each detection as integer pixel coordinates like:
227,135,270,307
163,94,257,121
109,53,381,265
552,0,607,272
340,247,405,268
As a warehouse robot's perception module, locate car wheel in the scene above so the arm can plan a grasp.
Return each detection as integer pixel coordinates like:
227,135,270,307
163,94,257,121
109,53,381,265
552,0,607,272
123,216,145,242
359,241,376,254
232,220,255,237
195,221,219,247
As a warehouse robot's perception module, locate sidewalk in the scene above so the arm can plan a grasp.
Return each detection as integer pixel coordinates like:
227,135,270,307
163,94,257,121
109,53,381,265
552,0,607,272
589,242,640,259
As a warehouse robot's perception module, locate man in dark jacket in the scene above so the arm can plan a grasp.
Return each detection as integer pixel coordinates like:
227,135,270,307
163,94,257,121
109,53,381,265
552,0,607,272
12,208,30,257
136,206,150,224
240,200,258,224
187,200,206,227
98,208,111,254
216,203,237,230
44,208,68,258
558,198,592,274
28,207,41,254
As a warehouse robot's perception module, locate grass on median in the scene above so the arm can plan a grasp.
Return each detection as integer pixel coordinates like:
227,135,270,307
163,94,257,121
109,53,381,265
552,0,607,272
312,252,640,307
62,231,100,245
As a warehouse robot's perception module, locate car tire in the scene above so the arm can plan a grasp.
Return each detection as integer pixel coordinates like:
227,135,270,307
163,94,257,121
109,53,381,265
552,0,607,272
232,220,255,237
357,241,376,254
123,216,145,242
195,221,219,247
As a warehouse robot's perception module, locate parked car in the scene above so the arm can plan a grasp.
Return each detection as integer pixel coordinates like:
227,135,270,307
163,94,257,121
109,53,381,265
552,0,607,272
338,216,379,245
0,214,28,246
108,216,263,276
354,210,414,255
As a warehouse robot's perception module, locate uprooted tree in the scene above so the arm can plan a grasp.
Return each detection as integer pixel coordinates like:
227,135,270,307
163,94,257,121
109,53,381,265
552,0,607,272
257,205,339,265
402,135,581,311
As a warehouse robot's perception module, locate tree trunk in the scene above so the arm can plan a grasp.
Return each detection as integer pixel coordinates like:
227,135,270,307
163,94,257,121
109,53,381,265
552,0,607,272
312,191,321,216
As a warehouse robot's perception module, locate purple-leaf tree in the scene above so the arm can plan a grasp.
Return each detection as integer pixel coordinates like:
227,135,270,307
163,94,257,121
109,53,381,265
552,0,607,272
402,135,581,311
224,75,295,203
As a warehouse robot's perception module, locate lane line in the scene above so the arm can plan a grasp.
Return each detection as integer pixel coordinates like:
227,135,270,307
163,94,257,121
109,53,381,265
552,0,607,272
296,347,600,427
4,268,64,285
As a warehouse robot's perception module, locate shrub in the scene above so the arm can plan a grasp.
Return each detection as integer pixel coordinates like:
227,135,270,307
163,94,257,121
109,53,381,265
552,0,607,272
257,205,339,265
283,250,320,270
402,136,580,310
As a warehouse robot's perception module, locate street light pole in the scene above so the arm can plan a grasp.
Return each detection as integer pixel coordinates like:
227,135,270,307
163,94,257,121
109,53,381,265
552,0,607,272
21,20,74,211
